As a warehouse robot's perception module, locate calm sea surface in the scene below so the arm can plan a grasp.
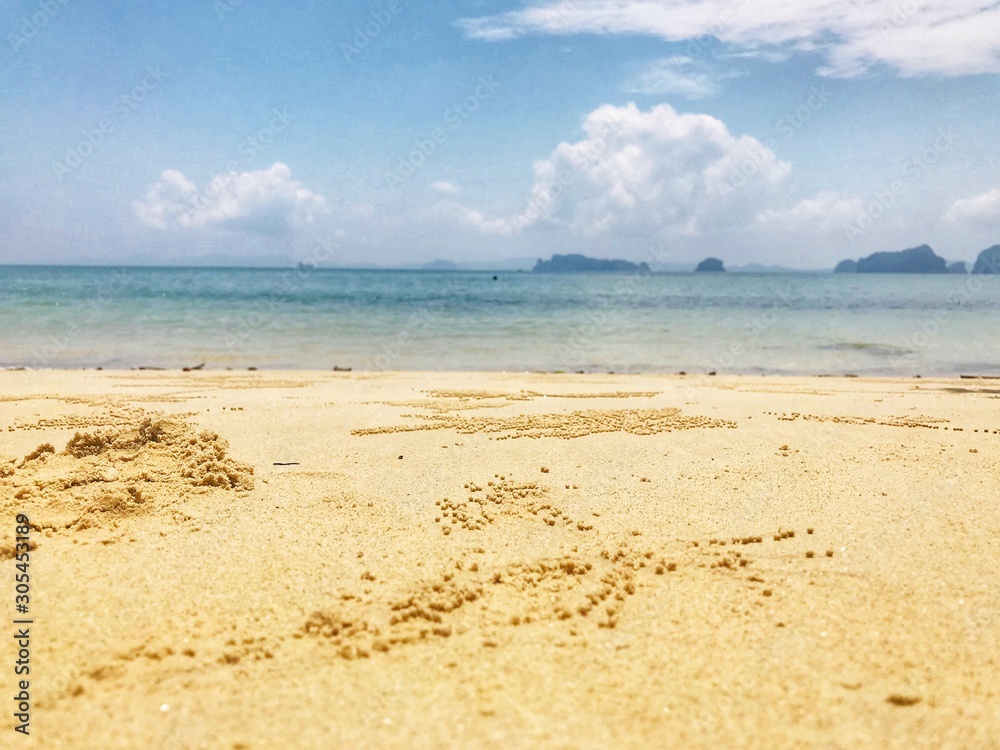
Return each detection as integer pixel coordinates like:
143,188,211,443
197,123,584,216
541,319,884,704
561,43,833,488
1,265,998,375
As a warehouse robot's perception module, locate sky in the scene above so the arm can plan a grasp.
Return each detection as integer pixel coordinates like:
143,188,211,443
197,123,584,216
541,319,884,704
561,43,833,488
1,0,999,269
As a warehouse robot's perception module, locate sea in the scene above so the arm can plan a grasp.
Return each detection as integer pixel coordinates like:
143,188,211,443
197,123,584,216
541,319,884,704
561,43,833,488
2,265,998,376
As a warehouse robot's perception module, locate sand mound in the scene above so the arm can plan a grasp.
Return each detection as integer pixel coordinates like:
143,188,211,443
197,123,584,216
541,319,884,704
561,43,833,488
0,417,253,546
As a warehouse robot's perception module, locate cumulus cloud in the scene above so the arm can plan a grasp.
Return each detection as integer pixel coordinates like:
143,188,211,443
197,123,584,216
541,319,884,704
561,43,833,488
458,0,1000,78
461,101,792,237
944,188,1000,225
134,163,326,236
756,191,864,232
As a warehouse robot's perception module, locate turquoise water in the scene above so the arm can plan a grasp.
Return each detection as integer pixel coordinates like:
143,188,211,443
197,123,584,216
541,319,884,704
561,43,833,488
1,265,998,375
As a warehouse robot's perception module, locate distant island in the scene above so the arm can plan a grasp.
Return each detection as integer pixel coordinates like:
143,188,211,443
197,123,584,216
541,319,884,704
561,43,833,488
695,257,725,272
834,244,947,273
48,245,999,275
972,245,1000,274
532,254,650,273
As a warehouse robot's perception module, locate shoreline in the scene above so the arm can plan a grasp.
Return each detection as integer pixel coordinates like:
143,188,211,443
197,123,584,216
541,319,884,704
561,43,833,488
4,366,1000,378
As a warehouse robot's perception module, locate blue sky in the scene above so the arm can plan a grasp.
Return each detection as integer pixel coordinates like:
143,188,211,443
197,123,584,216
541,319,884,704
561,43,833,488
1,0,999,268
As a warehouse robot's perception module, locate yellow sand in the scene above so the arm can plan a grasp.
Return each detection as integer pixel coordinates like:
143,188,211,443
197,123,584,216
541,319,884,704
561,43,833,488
0,370,997,749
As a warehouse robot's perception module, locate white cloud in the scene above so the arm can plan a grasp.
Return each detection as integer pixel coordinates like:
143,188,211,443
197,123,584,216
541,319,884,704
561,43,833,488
756,191,864,232
944,188,1000,225
458,1,1000,78
134,163,326,236
622,56,719,99
462,102,793,238
431,181,460,194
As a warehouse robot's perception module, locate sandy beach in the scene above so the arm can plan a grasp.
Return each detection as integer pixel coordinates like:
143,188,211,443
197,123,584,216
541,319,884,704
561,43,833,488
1,369,997,749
